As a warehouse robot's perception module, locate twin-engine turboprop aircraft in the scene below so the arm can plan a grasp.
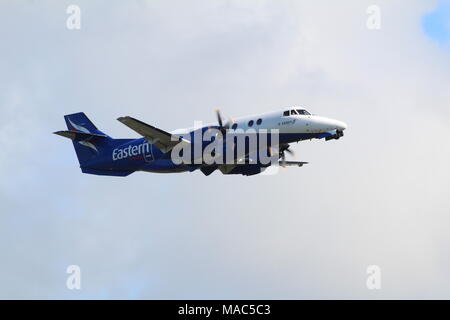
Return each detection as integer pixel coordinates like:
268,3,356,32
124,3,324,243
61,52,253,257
54,107,347,176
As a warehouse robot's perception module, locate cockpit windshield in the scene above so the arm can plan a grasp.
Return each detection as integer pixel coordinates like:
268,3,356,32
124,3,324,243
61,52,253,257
283,107,311,116
297,109,311,115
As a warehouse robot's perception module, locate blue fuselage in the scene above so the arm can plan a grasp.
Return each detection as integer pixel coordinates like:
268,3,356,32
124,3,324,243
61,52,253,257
84,130,327,174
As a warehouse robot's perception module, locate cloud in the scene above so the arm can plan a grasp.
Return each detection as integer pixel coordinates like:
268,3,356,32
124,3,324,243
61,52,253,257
0,0,450,299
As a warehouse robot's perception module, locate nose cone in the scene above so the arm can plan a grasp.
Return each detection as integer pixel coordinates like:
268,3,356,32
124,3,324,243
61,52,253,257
307,116,348,133
335,120,347,131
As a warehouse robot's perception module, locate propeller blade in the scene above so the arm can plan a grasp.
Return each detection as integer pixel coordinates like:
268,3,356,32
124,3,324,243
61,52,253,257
215,108,224,128
281,151,286,167
215,108,232,137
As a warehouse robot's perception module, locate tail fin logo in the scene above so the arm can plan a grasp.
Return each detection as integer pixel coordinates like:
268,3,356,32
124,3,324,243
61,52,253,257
79,140,99,153
68,118,90,133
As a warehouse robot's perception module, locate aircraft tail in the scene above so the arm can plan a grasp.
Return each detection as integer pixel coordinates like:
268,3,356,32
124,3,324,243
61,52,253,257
54,112,134,176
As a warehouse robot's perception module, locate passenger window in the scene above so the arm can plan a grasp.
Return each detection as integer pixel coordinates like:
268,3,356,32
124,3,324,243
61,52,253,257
256,118,262,125
231,123,238,130
248,120,254,127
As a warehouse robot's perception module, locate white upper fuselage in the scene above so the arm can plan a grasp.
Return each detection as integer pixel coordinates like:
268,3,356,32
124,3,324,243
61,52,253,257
172,106,347,137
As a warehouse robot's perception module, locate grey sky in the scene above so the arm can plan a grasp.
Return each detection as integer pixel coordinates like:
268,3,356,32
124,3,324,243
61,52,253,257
1,0,450,299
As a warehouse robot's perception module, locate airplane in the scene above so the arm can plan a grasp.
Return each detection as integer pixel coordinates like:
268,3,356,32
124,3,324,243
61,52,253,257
54,107,347,176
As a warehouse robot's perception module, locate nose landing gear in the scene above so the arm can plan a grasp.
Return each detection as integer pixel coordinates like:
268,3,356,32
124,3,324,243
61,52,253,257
325,129,344,141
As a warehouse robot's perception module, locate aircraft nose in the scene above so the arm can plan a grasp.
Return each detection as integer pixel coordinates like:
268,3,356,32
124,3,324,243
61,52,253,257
336,120,347,131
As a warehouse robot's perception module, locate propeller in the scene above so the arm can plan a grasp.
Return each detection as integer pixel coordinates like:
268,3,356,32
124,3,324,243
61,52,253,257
280,144,294,167
215,108,231,137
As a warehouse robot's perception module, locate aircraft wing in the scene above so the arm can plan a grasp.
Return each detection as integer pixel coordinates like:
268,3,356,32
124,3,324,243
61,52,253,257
117,116,189,153
281,161,308,167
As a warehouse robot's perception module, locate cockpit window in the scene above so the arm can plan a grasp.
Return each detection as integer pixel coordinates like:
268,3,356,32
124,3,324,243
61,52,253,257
284,108,310,116
297,109,311,115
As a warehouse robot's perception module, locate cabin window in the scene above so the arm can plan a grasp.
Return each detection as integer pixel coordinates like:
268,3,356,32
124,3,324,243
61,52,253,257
256,118,262,125
290,109,298,115
231,123,238,130
248,120,254,127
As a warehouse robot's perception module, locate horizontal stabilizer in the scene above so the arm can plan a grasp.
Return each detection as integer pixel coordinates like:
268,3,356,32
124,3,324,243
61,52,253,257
117,116,189,153
54,130,107,141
